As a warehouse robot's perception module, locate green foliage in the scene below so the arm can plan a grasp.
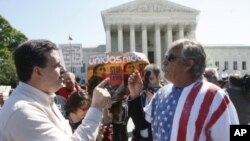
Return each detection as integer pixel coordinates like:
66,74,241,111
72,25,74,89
0,50,17,85
0,15,27,85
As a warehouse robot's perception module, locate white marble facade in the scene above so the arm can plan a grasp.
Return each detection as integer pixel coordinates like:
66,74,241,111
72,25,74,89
204,46,250,76
101,0,199,68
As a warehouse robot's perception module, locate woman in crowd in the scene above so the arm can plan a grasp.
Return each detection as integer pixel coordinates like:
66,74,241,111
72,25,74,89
65,90,106,141
65,90,92,132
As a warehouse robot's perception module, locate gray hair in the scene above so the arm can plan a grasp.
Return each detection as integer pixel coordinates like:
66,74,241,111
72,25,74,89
172,39,206,80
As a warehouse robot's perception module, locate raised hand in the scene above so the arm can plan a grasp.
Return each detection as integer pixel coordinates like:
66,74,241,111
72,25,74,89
91,78,112,110
128,71,143,99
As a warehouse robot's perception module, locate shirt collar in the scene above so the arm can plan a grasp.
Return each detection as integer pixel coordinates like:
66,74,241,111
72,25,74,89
18,82,56,106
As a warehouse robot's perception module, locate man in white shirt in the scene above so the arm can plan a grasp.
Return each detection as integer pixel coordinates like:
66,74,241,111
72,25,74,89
0,39,112,141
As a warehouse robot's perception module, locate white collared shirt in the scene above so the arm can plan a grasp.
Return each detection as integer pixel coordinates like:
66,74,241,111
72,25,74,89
0,82,102,141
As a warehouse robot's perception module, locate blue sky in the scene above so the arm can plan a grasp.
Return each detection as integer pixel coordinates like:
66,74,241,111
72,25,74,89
1,0,250,46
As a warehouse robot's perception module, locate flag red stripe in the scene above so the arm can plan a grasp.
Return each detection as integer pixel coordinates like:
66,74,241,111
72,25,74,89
205,95,230,141
194,85,218,141
177,82,203,141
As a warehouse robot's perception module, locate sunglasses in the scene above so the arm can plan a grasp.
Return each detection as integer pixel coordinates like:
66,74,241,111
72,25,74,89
164,54,182,62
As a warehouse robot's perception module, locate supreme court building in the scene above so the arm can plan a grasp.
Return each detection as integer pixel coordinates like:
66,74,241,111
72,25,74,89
102,0,198,67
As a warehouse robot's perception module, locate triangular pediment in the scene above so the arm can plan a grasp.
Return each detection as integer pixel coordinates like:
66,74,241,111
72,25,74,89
103,0,199,14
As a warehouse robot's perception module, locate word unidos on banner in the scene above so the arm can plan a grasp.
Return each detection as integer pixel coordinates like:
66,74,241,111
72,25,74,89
89,54,143,65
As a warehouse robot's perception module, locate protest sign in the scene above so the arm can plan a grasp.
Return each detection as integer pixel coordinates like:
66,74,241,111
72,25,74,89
87,52,149,102
58,44,83,69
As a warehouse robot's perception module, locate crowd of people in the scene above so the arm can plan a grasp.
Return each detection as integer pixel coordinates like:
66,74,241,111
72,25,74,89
0,38,249,141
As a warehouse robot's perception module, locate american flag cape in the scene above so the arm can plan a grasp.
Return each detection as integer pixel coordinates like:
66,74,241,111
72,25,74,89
145,80,239,141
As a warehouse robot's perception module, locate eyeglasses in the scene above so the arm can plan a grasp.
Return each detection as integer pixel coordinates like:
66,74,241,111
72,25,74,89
164,54,182,62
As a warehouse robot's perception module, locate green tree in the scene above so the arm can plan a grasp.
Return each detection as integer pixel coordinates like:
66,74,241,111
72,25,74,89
0,15,27,86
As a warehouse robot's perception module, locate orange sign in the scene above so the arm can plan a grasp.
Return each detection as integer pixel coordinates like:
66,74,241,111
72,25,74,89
87,52,149,102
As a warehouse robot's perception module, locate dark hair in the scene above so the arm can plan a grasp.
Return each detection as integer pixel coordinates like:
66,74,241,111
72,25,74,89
242,74,250,95
64,91,91,114
93,64,105,76
13,39,58,82
229,74,243,87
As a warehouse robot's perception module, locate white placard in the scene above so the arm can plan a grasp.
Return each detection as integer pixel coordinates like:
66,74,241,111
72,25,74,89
58,44,83,68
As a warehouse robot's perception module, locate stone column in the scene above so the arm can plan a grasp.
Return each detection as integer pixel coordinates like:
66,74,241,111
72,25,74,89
179,24,184,39
190,24,196,40
167,25,173,51
118,25,123,52
130,25,136,52
155,25,161,66
164,27,168,52
142,25,148,57
105,25,111,52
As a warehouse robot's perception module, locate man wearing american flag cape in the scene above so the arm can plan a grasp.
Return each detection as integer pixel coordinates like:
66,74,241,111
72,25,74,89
128,39,239,141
